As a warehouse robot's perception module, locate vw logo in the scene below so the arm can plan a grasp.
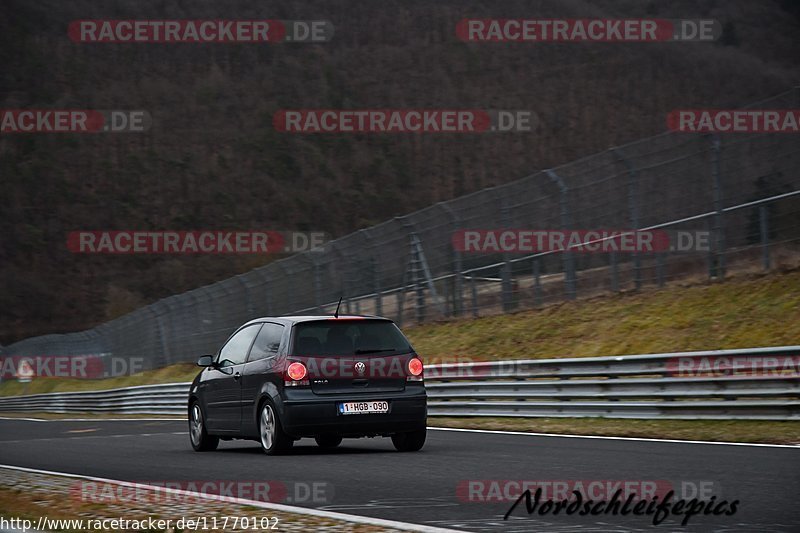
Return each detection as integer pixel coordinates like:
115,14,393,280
354,361,366,375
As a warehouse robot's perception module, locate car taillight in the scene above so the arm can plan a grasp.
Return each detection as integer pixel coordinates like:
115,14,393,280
285,361,309,386
407,357,423,381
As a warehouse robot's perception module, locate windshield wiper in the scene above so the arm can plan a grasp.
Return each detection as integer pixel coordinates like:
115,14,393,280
354,348,396,354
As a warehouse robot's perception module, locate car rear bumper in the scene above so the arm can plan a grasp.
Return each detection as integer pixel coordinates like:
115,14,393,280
280,388,427,437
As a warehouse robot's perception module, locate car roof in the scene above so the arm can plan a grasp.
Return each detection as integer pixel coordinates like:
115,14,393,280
241,315,391,327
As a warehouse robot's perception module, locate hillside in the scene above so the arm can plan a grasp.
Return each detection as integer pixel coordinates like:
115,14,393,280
1,0,799,343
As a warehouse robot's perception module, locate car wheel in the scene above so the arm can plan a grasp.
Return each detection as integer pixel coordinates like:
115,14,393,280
391,429,426,452
315,435,343,449
259,401,293,455
189,402,219,452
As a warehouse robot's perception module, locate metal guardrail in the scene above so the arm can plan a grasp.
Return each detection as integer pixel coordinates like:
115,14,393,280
0,383,190,415
0,347,797,420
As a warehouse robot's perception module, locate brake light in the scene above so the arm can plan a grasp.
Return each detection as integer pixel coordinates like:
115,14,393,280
287,362,307,380
285,361,309,386
407,357,423,381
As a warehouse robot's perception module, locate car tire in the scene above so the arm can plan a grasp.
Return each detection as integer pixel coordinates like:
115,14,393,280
315,435,343,449
189,402,219,452
259,401,293,455
391,428,426,452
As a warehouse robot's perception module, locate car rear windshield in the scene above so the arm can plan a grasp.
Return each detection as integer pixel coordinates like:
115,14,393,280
292,320,412,356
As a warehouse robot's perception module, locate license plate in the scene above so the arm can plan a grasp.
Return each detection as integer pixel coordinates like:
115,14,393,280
338,400,389,415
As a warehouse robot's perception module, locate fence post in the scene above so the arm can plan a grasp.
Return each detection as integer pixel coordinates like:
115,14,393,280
345,261,352,314
438,202,463,317
331,249,351,314
266,275,274,316
396,255,407,327
532,257,543,307
236,276,254,318
470,274,478,317
711,135,726,278
148,306,169,370
546,169,576,300
453,247,463,316
409,233,426,324
371,256,383,316
610,251,619,293
499,196,516,312
612,148,641,292
313,258,323,313
759,204,770,271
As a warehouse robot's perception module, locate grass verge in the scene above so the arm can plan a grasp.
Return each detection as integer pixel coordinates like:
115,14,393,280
410,269,800,361
3,269,799,398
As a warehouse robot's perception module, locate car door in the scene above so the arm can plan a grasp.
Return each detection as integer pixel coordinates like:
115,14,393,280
240,322,286,436
204,323,262,433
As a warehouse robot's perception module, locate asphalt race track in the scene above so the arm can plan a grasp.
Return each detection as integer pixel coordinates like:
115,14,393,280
0,418,798,532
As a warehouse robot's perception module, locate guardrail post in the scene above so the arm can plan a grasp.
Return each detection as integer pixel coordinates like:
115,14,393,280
711,135,726,279
546,170,576,300
759,205,770,271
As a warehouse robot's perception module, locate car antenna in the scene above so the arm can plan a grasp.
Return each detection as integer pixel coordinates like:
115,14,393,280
334,296,342,318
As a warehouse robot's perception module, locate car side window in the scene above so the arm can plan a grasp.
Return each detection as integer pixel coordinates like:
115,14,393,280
248,322,284,362
218,324,261,367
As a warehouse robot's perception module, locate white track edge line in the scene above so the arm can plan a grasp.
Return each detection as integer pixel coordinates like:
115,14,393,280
0,464,463,533
428,426,800,449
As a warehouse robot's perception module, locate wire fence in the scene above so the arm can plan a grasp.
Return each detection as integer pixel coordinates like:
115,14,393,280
3,89,800,374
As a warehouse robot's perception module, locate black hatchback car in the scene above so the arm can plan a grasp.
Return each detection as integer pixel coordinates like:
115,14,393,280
189,315,427,454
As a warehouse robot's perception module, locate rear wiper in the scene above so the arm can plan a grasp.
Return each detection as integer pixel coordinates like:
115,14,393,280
354,348,396,354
